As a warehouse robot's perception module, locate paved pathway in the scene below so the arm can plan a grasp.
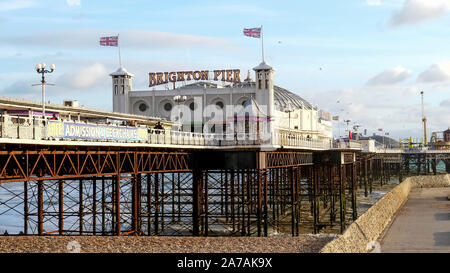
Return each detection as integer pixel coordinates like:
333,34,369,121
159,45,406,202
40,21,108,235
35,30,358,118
381,187,450,253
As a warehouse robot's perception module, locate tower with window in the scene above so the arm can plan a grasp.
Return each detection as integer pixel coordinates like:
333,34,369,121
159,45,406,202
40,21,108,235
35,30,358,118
111,67,134,113
253,61,275,142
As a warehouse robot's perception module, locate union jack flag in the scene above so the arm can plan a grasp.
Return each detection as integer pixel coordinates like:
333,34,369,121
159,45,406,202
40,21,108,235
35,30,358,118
100,36,118,47
243,28,261,38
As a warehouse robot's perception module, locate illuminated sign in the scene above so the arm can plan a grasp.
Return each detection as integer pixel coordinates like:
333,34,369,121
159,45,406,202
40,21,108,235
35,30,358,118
149,69,241,87
47,121,148,141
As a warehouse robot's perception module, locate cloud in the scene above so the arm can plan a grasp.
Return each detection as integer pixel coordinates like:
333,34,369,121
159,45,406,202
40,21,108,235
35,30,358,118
440,98,450,107
311,84,448,139
0,80,35,95
0,0,35,11
57,63,108,89
366,66,412,86
123,30,232,50
66,0,81,7
388,0,450,27
366,0,382,6
0,29,235,51
417,61,450,82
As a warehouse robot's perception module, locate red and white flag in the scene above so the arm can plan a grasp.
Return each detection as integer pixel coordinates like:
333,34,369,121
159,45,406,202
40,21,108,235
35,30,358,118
100,36,118,47
243,28,261,38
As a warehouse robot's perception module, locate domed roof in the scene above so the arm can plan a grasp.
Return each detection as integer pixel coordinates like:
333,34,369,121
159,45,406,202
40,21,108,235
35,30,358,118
273,85,313,111
233,80,313,111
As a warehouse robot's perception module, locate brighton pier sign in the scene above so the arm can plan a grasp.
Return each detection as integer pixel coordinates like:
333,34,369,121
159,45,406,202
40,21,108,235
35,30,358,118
149,69,241,87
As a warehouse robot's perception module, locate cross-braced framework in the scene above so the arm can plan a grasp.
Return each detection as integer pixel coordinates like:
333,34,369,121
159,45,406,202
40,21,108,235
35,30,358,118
0,148,359,236
3,145,443,237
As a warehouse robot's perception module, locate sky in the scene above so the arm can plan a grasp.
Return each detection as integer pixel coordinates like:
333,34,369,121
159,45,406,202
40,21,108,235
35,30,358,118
1,0,450,140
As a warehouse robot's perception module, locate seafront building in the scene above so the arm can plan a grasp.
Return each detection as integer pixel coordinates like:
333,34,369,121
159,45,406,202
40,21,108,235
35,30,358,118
111,61,333,144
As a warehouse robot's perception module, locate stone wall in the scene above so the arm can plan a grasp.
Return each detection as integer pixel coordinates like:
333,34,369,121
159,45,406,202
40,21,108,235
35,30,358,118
320,174,449,253
408,174,450,188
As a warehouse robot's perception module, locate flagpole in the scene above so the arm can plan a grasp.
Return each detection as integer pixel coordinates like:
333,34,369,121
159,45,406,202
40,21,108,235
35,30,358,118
118,33,122,68
261,25,265,62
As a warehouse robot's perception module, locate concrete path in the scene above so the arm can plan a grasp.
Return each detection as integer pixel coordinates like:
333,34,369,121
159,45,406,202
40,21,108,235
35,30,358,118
381,187,450,253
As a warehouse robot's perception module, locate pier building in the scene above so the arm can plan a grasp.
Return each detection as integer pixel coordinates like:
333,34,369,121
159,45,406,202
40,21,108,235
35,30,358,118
111,62,333,145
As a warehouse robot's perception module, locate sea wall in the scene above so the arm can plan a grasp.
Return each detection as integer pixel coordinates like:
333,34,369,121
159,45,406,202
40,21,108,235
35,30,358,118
320,174,450,253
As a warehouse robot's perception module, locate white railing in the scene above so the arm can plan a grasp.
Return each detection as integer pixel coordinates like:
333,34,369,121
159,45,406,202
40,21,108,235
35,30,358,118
374,148,403,153
0,116,334,150
275,132,332,149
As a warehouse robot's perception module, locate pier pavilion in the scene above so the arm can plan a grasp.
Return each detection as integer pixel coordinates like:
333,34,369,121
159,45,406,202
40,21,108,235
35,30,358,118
111,62,333,145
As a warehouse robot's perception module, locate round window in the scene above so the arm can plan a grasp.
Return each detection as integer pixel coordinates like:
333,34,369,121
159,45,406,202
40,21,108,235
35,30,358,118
189,102,196,111
215,101,224,109
139,103,147,112
164,103,173,112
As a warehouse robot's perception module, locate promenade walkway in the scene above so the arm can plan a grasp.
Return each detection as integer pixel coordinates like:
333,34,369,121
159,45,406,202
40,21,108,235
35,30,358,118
381,187,450,253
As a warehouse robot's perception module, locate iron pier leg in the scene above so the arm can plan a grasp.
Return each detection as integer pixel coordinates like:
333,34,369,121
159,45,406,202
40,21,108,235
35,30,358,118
58,180,64,235
38,180,43,235
352,163,357,221
79,179,83,235
93,177,97,235
24,181,28,235
115,174,121,236
192,168,201,236
339,165,345,233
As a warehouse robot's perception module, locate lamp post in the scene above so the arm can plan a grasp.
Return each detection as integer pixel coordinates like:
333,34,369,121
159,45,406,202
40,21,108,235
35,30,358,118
284,103,294,145
344,119,351,140
35,63,55,120
173,95,187,131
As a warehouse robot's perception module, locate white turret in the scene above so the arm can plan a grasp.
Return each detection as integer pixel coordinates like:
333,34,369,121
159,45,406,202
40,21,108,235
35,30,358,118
253,61,275,142
111,67,134,113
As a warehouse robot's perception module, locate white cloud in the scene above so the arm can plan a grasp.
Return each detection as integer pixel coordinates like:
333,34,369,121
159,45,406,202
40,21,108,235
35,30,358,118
0,29,235,51
57,63,108,89
0,80,35,96
0,0,35,11
66,0,81,7
440,98,450,107
417,61,450,82
311,84,450,139
366,0,382,6
388,0,450,27
366,66,412,86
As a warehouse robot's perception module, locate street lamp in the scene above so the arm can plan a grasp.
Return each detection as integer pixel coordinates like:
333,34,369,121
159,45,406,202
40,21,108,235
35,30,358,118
35,63,55,120
344,119,351,140
284,103,294,139
173,95,187,131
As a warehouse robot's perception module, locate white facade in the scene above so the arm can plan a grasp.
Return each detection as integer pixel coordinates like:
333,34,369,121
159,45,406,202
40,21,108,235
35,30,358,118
111,62,333,142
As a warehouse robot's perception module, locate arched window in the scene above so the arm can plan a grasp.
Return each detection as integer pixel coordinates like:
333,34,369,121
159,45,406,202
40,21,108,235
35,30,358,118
121,85,125,94
164,103,173,112
114,85,118,95
245,112,250,135
215,101,224,109
138,103,147,112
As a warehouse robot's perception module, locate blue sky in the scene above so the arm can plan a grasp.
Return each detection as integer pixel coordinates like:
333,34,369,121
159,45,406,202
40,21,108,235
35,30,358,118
1,0,450,139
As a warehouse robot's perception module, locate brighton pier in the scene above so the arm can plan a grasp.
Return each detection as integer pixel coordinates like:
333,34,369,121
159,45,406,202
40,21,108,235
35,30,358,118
1,59,450,241
0,96,449,238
